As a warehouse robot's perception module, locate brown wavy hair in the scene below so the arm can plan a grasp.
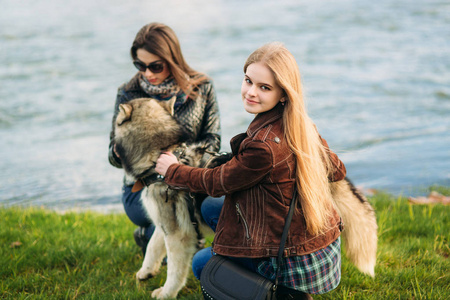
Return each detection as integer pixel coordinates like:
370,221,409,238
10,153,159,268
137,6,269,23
131,23,207,98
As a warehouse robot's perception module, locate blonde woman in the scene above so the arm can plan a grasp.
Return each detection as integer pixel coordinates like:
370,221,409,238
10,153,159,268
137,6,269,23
108,23,221,255
156,42,346,299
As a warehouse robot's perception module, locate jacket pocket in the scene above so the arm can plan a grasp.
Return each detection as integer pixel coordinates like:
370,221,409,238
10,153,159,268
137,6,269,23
235,202,251,240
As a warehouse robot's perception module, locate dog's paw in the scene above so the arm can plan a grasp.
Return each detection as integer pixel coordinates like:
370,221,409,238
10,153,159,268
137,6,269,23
136,268,155,281
151,287,177,299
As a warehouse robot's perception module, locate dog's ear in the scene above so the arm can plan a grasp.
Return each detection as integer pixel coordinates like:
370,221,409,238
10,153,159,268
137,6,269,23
159,95,176,116
116,103,133,126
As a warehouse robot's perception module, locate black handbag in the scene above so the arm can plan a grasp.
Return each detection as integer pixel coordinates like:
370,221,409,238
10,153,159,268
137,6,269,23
200,188,299,300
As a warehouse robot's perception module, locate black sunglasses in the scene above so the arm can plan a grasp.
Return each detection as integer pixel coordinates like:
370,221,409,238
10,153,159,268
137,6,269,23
133,60,165,73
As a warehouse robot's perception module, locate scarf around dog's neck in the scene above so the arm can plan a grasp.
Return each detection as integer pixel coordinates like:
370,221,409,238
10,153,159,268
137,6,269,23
139,75,186,102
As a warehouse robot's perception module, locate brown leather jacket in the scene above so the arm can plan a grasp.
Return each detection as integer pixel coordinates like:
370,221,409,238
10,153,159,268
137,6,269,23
164,103,346,258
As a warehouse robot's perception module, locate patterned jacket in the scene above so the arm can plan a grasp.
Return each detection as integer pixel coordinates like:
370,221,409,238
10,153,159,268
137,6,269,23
108,73,221,170
164,103,346,258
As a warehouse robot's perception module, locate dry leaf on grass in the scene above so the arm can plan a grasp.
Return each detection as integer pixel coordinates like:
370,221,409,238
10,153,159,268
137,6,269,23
10,241,22,248
408,191,450,205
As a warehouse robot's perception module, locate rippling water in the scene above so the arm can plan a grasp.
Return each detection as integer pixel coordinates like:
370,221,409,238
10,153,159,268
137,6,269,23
1,0,449,212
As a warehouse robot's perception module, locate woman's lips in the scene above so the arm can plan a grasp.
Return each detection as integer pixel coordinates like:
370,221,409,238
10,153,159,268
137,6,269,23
245,98,258,104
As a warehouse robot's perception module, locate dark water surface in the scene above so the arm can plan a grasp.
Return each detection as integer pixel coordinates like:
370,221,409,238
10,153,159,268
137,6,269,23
1,0,449,212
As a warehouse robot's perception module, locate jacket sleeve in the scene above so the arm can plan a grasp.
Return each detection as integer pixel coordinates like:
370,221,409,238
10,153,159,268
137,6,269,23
108,86,127,168
164,140,273,197
320,137,346,182
196,81,221,152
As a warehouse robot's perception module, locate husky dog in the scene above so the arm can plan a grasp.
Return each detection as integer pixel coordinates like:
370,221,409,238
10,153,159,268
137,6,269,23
113,97,378,299
114,97,217,299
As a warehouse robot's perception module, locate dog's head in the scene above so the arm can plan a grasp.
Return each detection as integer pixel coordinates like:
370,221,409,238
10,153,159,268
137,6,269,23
114,97,188,178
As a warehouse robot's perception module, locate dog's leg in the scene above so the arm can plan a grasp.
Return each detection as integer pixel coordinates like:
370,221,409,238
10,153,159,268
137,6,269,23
151,232,198,299
136,227,166,281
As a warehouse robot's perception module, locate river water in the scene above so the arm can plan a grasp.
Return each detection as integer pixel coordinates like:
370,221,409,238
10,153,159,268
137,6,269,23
1,0,449,212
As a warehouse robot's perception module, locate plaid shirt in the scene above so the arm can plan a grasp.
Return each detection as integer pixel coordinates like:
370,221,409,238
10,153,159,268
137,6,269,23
257,237,341,294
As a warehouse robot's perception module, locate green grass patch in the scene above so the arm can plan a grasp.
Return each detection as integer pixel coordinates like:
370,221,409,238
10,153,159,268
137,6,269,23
1,186,449,299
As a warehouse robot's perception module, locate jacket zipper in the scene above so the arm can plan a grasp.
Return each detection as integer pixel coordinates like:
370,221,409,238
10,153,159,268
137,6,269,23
235,203,251,240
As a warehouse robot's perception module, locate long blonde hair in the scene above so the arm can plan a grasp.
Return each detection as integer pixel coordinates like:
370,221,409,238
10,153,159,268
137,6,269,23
131,22,207,98
244,42,335,235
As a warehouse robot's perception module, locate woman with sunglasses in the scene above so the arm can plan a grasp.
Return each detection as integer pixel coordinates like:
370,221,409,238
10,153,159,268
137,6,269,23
108,22,221,255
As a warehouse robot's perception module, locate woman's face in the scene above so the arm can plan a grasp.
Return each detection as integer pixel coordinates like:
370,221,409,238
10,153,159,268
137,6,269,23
135,48,171,86
241,62,284,115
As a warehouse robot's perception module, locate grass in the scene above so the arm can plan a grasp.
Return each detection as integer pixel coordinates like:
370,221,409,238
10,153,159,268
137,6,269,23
1,186,449,299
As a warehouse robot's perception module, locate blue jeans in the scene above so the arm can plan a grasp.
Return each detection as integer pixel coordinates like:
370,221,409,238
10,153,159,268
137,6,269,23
121,184,155,239
192,196,259,279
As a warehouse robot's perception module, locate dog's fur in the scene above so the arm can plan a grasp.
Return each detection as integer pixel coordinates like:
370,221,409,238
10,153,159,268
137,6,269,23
330,179,378,277
114,97,378,299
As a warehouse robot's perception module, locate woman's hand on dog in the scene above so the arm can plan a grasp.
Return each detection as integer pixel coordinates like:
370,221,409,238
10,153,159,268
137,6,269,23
156,152,179,176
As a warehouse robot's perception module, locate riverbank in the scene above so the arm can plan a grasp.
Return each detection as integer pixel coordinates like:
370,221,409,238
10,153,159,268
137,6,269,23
1,187,449,299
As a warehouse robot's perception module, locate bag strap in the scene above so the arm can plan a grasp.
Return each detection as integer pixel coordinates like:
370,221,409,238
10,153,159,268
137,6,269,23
275,186,298,286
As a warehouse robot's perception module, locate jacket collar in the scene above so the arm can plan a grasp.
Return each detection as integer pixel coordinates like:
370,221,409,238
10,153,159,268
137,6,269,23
247,102,284,137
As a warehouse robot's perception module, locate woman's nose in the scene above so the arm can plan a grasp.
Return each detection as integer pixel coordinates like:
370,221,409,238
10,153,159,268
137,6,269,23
144,68,154,76
247,84,257,96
